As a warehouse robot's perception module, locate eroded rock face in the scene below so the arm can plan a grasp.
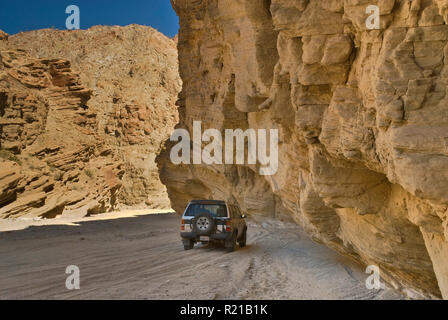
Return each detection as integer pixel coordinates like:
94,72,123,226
157,0,448,298
0,30,8,41
0,25,180,217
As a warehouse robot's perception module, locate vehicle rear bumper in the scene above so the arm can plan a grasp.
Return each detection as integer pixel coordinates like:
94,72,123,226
180,232,232,241
180,232,196,239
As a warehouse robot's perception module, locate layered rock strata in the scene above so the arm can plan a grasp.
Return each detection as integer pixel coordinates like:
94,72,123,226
157,0,448,298
0,25,180,217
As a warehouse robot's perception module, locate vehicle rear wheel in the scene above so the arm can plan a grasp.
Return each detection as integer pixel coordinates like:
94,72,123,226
192,212,216,236
238,229,247,248
183,239,194,250
225,232,237,252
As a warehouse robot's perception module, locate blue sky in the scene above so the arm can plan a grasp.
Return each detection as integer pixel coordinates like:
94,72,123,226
0,0,179,38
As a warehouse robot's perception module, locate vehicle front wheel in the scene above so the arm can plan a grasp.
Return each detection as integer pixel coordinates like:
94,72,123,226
183,239,194,250
225,232,237,252
238,229,247,248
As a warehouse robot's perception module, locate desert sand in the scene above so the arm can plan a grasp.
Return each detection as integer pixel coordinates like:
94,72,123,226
0,212,401,299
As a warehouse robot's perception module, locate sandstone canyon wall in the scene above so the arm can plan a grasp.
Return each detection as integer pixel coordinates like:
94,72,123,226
157,0,448,298
0,25,180,218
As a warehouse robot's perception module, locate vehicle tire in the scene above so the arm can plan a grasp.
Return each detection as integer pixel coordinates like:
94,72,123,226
238,228,247,248
192,212,216,236
225,232,237,252
183,239,194,250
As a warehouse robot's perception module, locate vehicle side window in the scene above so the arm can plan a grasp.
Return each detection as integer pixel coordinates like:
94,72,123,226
226,205,232,218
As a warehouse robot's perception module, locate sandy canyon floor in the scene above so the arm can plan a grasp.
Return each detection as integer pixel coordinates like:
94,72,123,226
0,212,402,299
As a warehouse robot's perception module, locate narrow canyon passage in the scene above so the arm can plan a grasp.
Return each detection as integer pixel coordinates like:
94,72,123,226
2,0,448,299
0,213,401,299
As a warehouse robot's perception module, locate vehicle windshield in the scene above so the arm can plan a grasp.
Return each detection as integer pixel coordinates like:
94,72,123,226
185,204,227,217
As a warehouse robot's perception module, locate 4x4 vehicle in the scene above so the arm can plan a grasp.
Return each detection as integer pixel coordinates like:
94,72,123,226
180,200,247,252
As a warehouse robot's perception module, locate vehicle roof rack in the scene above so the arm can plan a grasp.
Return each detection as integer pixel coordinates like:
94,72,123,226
189,200,226,205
